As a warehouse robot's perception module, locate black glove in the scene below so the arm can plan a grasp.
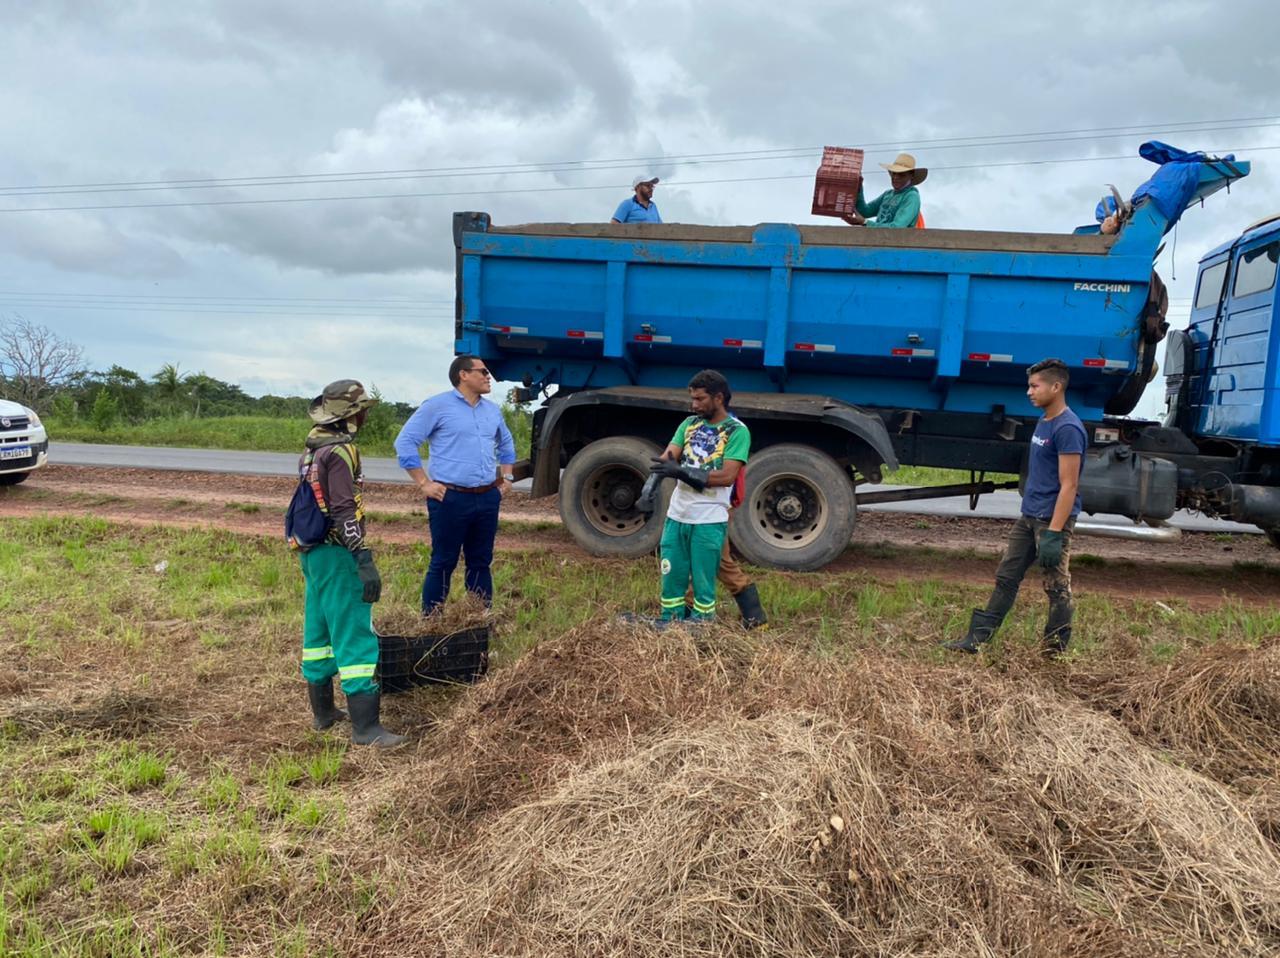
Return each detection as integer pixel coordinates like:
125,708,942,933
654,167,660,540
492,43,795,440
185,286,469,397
355,549,382,603
636,473,661,515
1037,529,1065,569
649,457,709,492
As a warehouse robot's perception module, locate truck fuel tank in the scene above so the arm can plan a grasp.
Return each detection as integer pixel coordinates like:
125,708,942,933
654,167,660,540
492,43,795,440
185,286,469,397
1079,445,1177,521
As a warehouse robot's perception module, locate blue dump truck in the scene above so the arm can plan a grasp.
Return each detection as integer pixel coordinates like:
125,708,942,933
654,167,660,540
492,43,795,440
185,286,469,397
453,145,1279,570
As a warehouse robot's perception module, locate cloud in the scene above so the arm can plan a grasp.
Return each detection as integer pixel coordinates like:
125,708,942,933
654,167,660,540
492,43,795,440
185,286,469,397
0,212,187,277
1,0,1278,400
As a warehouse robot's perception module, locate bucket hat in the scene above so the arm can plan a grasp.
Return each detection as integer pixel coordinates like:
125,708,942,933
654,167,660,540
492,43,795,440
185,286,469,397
308,379,379,425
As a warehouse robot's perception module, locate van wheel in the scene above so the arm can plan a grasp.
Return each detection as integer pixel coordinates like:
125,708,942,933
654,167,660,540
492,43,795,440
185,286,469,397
559,437,670,558
729,444,856,571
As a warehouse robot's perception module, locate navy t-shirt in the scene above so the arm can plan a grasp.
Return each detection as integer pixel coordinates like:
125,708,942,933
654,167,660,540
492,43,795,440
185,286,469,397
1022,408,1088,520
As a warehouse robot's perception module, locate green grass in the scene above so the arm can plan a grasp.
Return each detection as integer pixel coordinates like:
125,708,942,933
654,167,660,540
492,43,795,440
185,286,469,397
1,513,1275,954
883,465,1018,486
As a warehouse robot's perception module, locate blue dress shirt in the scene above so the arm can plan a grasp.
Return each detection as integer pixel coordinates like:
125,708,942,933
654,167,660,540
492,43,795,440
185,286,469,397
394,389,516,486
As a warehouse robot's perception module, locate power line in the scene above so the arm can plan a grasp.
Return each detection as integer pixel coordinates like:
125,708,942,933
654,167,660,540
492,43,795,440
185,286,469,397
0,290,451,308
0,302,456,318
1,144,1273,215
0,115,1275,198
0,291,451,303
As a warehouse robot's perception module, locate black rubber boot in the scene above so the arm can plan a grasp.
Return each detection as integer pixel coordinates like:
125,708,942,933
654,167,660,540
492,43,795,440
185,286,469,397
733,584,768,630
347,692,407,748
1043,606,1074,657
942,609,1002,654
307,680,347,731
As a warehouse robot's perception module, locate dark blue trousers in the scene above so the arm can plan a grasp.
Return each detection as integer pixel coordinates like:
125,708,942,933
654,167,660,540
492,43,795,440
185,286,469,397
423,487,501,614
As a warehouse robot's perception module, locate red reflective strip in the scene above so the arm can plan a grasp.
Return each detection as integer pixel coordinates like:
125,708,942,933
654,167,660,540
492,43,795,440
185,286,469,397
634,334,653,342
968,352,991,361
567,330,585,338
723,338,743,347
891,348,912,356
795,343,815,351
1083,358,1105,367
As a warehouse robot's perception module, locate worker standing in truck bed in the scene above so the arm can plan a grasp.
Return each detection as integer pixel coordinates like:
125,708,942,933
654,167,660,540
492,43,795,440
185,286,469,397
842,152,926,228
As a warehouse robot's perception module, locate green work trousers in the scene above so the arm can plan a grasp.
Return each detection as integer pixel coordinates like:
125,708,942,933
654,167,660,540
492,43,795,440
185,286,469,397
660,518,728,620
299,543,380,696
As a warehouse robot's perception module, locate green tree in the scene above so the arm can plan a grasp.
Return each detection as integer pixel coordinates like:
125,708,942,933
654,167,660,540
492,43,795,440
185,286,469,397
151,363,187,416
100,366,148,421
89,389,119,432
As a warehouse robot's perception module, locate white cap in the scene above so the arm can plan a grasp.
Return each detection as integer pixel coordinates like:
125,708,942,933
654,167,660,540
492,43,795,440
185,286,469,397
632,175,660,188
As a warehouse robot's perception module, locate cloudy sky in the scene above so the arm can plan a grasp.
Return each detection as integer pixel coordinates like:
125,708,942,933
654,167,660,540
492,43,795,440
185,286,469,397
2,0,1278,406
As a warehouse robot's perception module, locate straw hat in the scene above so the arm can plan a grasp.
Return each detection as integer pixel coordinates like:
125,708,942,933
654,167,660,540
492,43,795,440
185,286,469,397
879,153,928,185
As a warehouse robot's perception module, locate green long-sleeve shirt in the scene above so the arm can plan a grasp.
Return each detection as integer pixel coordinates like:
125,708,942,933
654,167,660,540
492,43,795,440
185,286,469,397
855,185,921,228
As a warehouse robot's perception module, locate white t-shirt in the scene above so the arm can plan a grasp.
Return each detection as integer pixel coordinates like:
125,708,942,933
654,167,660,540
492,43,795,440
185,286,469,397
665,414,751,525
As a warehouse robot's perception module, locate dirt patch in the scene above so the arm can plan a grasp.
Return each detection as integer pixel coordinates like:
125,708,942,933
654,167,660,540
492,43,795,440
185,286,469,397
5,465,1280,608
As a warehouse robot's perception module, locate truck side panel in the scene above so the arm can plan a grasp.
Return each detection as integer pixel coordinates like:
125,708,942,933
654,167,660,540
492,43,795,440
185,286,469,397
458,220,1158,421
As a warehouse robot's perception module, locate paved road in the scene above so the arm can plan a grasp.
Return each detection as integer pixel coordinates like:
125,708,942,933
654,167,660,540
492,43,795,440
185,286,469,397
49,441,1262,536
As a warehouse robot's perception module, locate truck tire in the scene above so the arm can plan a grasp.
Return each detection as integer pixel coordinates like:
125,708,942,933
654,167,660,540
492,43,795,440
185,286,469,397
559,436,670,558
1266,529,1280,551
0,471,29,486
729,444,857,571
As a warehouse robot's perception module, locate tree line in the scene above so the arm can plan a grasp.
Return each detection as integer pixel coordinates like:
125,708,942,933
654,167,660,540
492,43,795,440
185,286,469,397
1,317,426,437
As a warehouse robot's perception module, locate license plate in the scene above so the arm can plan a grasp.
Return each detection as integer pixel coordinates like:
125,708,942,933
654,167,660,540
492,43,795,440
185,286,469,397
0,446,30,461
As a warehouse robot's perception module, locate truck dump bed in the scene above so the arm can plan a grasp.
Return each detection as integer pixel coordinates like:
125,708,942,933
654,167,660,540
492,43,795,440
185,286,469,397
454,151,1246,421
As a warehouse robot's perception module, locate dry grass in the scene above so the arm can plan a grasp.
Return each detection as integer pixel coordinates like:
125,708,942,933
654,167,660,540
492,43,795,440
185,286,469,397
355,626,1280,957
8,517,1280,956
374,590,492,638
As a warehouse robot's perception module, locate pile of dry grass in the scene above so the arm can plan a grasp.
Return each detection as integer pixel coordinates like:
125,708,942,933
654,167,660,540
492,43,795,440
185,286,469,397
374,625,1280,957
384,624,756,846
375,590,491,637
1060,638,1280,786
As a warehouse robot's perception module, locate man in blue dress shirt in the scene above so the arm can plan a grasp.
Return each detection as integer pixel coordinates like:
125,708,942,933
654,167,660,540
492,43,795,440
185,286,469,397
394,355,517,614
611,175,662,223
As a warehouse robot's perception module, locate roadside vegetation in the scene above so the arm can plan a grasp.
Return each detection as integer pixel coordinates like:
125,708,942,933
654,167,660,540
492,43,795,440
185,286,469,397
45,406,533,462
3,515,1280,955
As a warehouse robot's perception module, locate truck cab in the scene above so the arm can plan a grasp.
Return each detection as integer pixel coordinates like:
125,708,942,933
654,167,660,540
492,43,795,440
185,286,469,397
1176,215,1280,444
1159,214,1280,541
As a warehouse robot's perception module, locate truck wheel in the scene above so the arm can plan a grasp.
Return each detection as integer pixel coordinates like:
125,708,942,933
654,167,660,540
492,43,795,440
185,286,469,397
730,444,856,571
559,437,670,558
1267,529,1280,551
0,471,29,486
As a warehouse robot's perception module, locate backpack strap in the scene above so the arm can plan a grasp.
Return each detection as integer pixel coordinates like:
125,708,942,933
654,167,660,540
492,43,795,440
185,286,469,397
301,448,329,514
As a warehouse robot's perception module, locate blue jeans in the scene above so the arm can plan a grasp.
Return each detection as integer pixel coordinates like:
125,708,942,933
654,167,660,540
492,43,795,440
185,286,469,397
423,487,501,614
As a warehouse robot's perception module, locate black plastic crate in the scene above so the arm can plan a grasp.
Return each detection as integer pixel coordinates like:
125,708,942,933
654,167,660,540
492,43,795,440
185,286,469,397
377,625,490,694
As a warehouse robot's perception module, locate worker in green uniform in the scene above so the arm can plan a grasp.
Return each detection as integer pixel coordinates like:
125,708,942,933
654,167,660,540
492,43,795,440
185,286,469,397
296,379,405,748
841,152,926,228
650,370,751,621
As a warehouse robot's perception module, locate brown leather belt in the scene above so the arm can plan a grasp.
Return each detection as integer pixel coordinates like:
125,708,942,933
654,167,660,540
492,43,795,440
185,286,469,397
442,480,499,494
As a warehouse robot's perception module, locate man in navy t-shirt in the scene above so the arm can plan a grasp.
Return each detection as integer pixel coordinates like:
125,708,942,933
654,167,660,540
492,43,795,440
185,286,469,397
944,358,1087,656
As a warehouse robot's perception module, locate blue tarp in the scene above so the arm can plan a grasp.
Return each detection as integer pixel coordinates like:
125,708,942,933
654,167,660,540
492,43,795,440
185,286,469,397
1130,140,1234,231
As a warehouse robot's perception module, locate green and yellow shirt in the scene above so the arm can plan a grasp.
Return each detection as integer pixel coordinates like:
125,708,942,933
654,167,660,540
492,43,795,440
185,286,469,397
667,414,750,524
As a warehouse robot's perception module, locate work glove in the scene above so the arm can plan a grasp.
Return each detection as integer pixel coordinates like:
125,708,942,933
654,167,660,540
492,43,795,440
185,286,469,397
1037,529,1065,569
355,549,382,603
636,473,662,515
649,457,710,492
